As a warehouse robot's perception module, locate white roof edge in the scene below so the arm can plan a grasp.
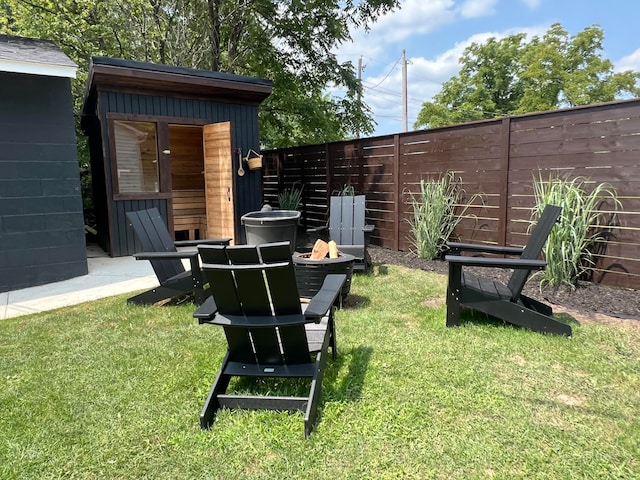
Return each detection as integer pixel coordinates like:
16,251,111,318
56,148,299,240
0,59,77,78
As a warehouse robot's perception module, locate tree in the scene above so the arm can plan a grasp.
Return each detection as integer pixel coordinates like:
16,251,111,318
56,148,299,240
414,23,640,129
1,0,399,147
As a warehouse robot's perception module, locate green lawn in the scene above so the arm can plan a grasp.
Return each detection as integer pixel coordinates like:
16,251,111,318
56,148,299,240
1,265,639,479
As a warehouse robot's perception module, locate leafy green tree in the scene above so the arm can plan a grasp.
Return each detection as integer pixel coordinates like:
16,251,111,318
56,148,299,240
1,0,399,147
415,23,640,129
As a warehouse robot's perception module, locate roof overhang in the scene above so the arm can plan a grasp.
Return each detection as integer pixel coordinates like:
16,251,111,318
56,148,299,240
0,58,77,78
81,57,273,130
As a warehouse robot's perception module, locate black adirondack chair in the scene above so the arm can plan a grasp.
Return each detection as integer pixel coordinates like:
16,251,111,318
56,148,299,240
126,208,230,306
194,241,345,438
445,204,572,336
308,195,375,272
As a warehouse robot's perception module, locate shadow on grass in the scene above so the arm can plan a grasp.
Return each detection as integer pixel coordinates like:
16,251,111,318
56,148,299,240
222,345,373,405
323,345,373,402
457,308,579,332
342,294,370,309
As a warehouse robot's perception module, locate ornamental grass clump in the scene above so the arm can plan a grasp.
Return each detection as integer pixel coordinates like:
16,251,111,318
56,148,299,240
407,172,483,259
532,173,622,288
334,184,355,196
278,183,303,210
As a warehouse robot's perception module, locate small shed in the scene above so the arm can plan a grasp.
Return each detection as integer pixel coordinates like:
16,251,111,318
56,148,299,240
0,35,87,293
80,56,273,257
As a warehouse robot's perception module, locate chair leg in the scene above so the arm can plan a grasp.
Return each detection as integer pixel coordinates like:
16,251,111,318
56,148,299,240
519,294,553,316
446,264,462,327
200,355,233,429
328,309,337,360
127,286,185,306
189,259,206,305
304,333,330,438
472,300,572,336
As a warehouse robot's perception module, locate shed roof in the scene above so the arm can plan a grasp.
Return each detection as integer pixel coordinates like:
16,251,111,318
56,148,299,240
82,56,273,123
0,34,77,78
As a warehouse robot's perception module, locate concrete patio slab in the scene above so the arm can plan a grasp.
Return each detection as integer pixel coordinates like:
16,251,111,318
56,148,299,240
0,245,161,320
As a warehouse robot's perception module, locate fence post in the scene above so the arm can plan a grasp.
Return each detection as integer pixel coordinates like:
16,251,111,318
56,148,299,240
498,117,511,246
324,143,331,203
393,134,401,251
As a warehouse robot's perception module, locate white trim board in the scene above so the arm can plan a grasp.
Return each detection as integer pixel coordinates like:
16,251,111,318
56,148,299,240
0,58,77,78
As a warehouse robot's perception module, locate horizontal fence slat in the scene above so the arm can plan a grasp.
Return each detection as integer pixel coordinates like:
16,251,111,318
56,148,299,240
263,98,640,290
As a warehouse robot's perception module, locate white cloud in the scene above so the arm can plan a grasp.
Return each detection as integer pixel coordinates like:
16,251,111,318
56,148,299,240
615,48,640,73
360,24,553,134
337,0,458,59
520,0,542,8
333,0,555,135
458,0,499,19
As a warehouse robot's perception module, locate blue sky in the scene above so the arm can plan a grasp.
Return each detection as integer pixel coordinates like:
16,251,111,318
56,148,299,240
334,0,640,136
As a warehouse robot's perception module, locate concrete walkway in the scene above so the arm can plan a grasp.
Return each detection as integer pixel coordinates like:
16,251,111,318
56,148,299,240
0,245,159,320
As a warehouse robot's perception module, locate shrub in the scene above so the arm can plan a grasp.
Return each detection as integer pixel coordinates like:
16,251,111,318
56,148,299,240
406,172,483,259
532,173,622,288
278,183,303,210
333,184,356,196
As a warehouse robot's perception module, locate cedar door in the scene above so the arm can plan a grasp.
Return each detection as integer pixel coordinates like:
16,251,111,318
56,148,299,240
203,122,235,243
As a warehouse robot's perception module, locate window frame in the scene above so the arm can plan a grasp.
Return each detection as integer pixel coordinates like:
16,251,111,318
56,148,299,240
107,113,171,200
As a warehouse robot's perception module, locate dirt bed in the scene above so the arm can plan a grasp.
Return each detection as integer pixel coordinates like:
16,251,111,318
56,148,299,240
368,245,640,328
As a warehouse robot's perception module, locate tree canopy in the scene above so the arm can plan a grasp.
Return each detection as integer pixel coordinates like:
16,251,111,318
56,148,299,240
414,23,640,129
1,0,400,148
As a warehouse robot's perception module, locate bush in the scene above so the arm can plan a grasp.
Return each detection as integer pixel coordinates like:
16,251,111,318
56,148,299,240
278,183,303,210
406,172,482,259
333,184,356,196
532,173,622,288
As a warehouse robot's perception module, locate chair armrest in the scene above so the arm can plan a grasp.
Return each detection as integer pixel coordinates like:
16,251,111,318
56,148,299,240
445,255,547,270
193,296,218,324
363,224,375,246
305,273,346,320
175,238,231,248
446,241,524,256
206,313,309,328
133,250,199,261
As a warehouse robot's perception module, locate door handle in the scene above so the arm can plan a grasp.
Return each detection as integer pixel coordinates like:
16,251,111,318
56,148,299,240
227,187,231,202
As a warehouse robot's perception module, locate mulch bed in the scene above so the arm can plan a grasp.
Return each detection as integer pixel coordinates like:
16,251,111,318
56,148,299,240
368,245,640,322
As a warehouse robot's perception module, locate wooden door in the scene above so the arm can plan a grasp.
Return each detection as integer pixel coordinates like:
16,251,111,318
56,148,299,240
203,122,235,243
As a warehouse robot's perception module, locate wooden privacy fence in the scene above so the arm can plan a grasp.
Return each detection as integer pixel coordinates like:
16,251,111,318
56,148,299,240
262,98,640,290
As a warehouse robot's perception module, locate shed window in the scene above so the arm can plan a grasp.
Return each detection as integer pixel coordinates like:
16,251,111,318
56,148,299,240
113,121,159,193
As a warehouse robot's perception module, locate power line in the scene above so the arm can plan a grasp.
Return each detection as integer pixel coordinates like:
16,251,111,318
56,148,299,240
366,55,402,90
362,84,425,106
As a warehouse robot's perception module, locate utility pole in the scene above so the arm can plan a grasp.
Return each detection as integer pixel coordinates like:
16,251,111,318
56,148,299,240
402,49,408,132
357,55,363,139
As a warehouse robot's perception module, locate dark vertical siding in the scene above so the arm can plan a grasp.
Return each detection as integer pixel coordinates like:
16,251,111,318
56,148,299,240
97,91,263,256
85,116,109,252
0,72,87,292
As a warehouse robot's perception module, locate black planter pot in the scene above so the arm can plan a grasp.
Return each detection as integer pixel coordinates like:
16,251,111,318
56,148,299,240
241,210,301,252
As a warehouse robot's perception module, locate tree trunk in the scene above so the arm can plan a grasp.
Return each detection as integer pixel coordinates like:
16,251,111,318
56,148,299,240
206,0,222,71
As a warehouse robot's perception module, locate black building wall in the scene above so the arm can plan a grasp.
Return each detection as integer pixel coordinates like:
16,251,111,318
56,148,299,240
93,90,263,257
0,72,87,292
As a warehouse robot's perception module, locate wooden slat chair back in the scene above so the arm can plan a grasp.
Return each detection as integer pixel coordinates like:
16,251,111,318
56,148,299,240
329,195,366,245
126,207,230,306
126,207,185,283
318,195,374,272
445,205,571,336
205,243,309,365
197,241,345,437
506,205,563,300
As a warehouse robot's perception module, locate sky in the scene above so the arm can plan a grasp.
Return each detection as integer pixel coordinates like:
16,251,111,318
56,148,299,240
334,0,640,137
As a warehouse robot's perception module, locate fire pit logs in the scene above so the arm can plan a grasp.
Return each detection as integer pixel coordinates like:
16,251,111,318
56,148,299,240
293,240,355,301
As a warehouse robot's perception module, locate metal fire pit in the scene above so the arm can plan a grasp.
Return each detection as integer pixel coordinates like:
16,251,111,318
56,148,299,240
292,252,355,300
